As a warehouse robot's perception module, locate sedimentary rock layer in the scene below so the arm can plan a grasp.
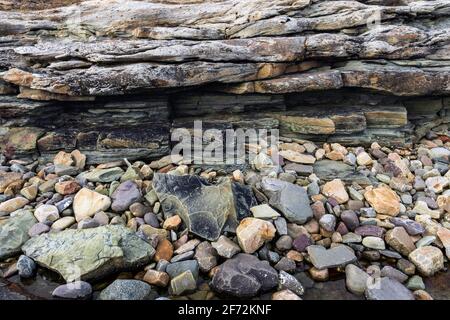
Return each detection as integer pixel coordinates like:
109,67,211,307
0,0,449,161
1,0,449,98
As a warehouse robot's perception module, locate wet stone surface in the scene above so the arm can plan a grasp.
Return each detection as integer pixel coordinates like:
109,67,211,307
0,124,449,300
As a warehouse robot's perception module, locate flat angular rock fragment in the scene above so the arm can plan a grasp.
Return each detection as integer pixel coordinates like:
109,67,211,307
307,245,357,270
313,161,372,185
22,225,155,282
365,277,414,300
364,186,400,216
153,173,255,241
261,177,313,224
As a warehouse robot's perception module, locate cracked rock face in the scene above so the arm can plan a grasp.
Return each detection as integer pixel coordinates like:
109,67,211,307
153,173,255,241
22,225,155,282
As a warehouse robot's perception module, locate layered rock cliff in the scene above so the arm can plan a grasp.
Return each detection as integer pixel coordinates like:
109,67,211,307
0,0,449,163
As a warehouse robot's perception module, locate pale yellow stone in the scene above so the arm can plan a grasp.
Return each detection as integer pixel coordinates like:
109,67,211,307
53,151,73,166
20,184,38,201
356,152,373,166
0,196,29,214
279,150,315,164
322,179,349,204
364,186,400,216
73,188,111,222
236,218,276,253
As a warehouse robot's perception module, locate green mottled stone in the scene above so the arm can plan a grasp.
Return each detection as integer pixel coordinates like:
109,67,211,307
170,270,197,296
0,210,37,260
22,225,154,282
120,166,140,182
407,275,425,291
82,167,124,183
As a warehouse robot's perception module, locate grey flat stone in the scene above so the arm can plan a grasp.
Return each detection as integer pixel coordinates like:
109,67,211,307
307,245,357,269
365,277,414,300
166,260,199,280
313,160,372,186
261,177,312,224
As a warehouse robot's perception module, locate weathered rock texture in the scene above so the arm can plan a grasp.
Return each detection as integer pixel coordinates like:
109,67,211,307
153,173,255,240
0,0,449,162
22,224,155,282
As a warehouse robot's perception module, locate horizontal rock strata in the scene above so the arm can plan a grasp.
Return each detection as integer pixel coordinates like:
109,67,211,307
0,0,449,162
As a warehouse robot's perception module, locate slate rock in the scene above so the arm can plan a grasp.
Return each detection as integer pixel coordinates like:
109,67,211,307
313,160,371,185
211,253,278,298
28,222,50,237
261,177,312,224
307,245,357,270
83,167,124,183
319,214,336,232
274,257,296,272
380,266,408,283
292,234,313,252
365,277,414,300
406,275,425,291
340,210,359,231
194,241,217,272
166,260,199,280
389,217,425,236
77,218,100,229
169,270,197,296
345,264,369,295
153,173,255,241
354,225,385,238
143,212,160,228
